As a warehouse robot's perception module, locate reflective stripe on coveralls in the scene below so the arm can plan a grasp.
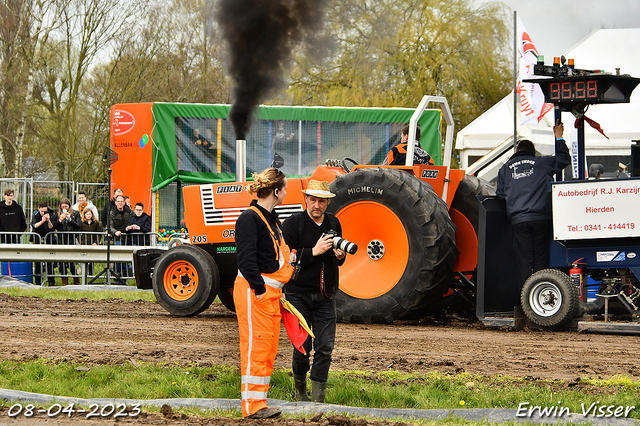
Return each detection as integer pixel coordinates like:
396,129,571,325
234,206,294,417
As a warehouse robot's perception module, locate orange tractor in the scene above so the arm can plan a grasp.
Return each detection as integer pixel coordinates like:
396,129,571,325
134,97,494,323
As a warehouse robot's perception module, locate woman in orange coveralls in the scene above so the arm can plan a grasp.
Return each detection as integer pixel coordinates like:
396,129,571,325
234,168,294,419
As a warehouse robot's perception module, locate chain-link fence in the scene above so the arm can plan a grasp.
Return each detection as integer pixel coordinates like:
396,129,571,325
32,180,74,214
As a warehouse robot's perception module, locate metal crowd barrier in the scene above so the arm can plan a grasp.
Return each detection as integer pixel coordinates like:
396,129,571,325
0,231,166,286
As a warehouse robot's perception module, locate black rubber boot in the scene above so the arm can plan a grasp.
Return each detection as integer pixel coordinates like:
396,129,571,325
246,407,281,419
293,374,310,401
311,380,326,403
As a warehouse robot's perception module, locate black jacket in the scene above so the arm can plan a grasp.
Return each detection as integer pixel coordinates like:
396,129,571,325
282,210,345,297
102,198,115,227
126,212,151,245
54,210,81,232
31,208,57,243
496,138,570,224
54,210,81,244
109,205,133,234
0,201,27,236
235,200,283,296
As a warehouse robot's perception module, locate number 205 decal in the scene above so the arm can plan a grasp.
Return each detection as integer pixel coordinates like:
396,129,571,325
191,235,208,243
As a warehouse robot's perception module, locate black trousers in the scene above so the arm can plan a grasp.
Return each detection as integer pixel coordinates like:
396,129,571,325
34,262,55,285
511,219,552,288
285,292,336,383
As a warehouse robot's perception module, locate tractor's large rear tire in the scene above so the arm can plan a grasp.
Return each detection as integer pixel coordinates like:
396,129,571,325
450,175,495,233
521,269,580,328
328,167,458,324
153,245,219,316
440,174,496,314
217,276,236,312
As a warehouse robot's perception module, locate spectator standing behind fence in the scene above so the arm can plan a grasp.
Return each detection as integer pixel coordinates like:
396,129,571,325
80,209,102,277
72,191,99,224
126,202,151,246
80,209,102,245
102,188,123,228
55,197,81,285
0,189,27,244
109,195,133,241
110,194,133,279
31,202,57,286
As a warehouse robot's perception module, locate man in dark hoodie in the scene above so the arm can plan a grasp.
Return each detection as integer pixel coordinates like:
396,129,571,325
31,201,57,285
109,194,133,279
496,120,570,289
125,202,151,245
0,189,27,244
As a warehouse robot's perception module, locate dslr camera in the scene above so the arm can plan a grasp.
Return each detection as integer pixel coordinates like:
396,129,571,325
322,229,357,255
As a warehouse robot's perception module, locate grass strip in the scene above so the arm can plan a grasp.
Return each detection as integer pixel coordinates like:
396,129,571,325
0,286,156,302
0,360,637,420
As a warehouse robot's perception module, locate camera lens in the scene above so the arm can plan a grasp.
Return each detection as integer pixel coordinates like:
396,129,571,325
334,237,357,255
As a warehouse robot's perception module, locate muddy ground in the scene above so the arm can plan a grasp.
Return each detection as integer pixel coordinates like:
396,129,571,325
1,293,640,425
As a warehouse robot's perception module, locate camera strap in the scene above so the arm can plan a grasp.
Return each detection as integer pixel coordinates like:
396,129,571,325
295,211,337,298
319,263,327,299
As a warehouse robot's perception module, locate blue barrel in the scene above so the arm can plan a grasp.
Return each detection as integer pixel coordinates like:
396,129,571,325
1,262,33,284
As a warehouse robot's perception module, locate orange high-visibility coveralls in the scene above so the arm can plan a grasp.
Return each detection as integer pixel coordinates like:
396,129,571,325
234,206,294,417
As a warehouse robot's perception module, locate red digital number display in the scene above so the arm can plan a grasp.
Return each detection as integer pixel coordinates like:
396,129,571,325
550,82,560,100
548,80,598,100
587,81,597,97
575,81,585,98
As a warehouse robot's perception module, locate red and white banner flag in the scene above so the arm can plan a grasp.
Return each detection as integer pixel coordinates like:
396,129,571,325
516,16,553,125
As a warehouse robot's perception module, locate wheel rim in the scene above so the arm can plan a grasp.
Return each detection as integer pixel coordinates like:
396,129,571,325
163,260,199,301
336,201,408,299
528,281,562,317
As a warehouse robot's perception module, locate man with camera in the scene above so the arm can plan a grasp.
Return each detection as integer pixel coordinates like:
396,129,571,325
282,180,347,403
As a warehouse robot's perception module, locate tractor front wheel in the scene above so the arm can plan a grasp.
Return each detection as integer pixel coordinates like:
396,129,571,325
153,245,219,316
521,269,580,328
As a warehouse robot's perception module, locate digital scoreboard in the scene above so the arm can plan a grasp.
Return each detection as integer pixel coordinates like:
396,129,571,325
523,57,640,111
524,74,640,109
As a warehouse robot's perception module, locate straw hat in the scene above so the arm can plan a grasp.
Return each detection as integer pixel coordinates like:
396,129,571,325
301,180,335,198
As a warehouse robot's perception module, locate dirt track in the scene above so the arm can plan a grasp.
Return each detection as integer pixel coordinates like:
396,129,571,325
1,293,640,424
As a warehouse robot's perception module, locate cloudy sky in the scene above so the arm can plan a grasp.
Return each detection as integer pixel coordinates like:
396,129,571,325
488,0,640,57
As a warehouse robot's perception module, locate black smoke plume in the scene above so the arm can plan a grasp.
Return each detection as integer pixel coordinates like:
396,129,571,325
215,0,328,140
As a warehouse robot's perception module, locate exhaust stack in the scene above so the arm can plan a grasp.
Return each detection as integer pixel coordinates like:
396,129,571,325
235,139,247,182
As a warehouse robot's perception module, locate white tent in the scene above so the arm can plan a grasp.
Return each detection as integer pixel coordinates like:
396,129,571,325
456,28,640,172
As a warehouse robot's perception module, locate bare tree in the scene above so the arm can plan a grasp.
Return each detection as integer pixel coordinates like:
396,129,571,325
31,0,142,181
27,0,229,182
0,0,67,177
